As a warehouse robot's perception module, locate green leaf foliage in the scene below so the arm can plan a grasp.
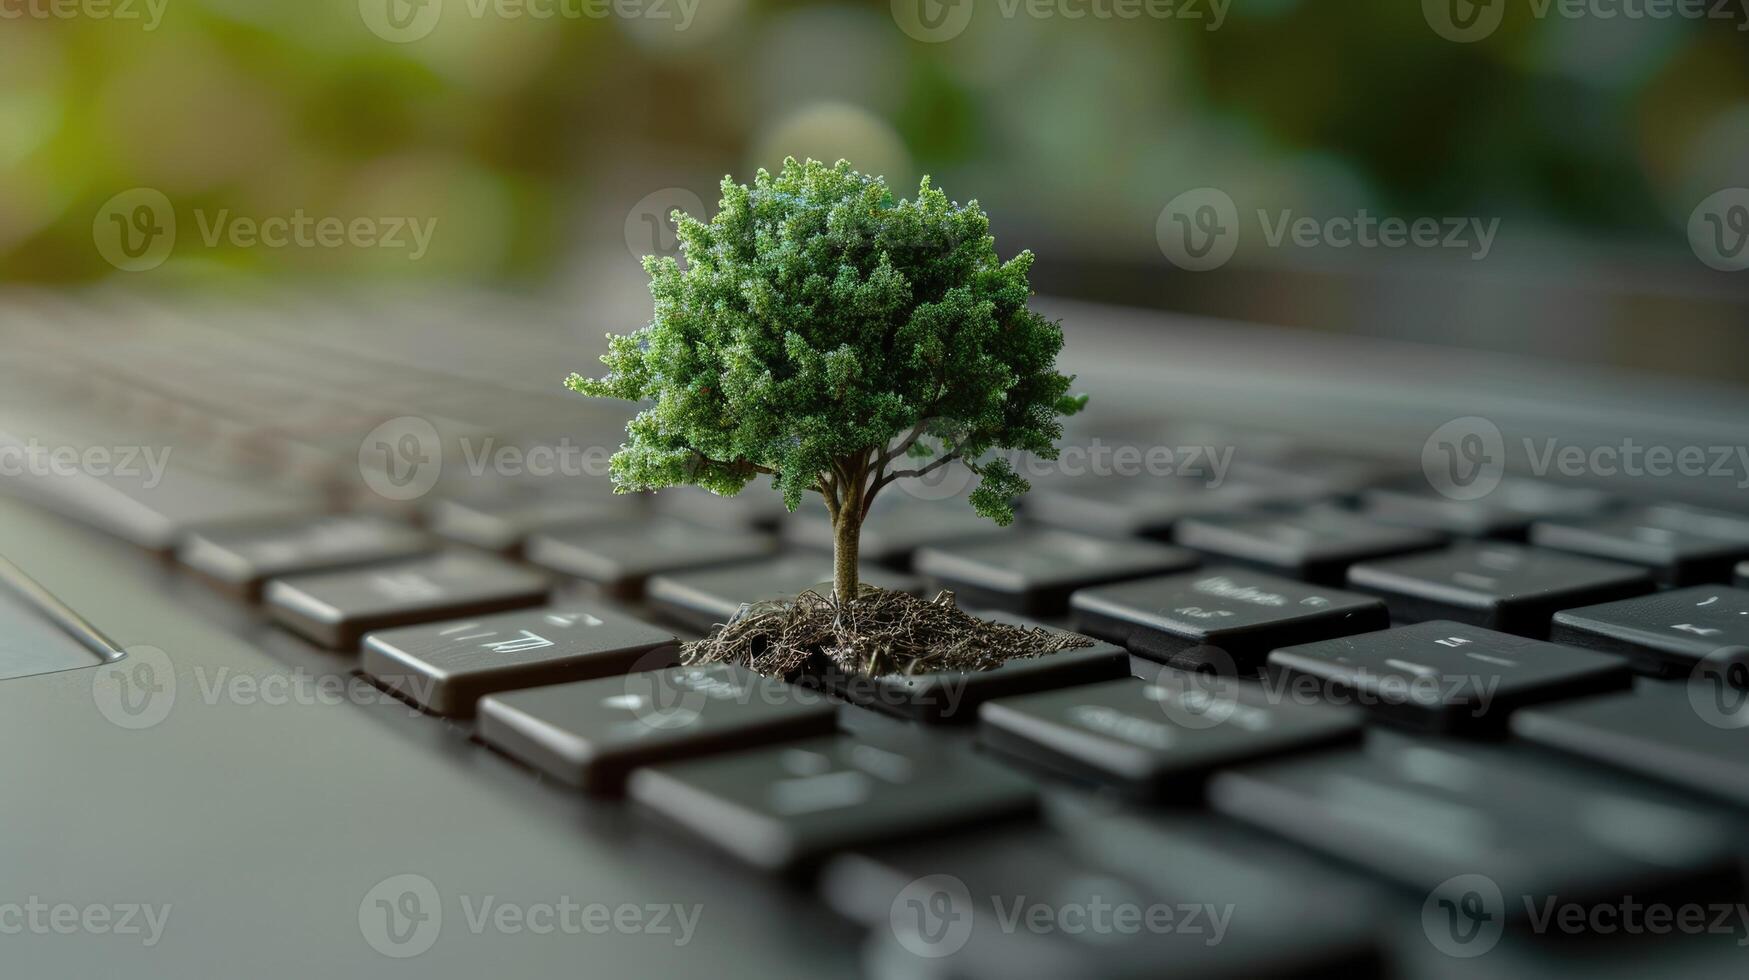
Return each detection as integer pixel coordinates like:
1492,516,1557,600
568,158,1085,525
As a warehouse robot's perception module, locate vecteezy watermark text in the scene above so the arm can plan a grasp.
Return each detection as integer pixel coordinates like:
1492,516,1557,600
1158,188,1499,271
0,0,169,29
0,441,171,489
891,0,1228,43
1424,0,1749,44
358,0,700,43
0,898,172,948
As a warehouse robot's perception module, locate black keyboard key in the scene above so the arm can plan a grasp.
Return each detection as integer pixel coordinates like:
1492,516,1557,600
477,663,836,794
525,520,776,598
1346,543,1653,637
813,637,1130,725
1026,478,1283,538
1360,478,1613,538
426,489,632,553
783,497,1008,566
264,553,549,649
1174,507,1442,585
828,819,1383,980
1269,621,1632,733
1739,561,1748,587
628,735,1034,873
1550,586,1749,677
658,478,789,530
979,671,1363,798
1513,682,1749,808
178,515,433,600
1209,733,1741,915
361,603,678,717
1531,507,1749,585
1071,568,1387,670
646,555,921,631
1646,501,1749,542
914,530,1198,616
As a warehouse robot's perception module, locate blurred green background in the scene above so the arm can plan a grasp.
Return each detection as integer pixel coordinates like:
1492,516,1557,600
3,0,1747,377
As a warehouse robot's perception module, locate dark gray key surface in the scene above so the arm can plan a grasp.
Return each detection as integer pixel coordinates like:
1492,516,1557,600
361,602,678,716
477,663,836,793
525,519,777,598
783,498,1009,566
1360,478,1613,538
658,478,790,529
1739,561,1748,587
178,514,433,599
1550,586,1749,677
828,818,1382,980
1268,621,1632,733
812,638,1131,725
1530,506,1749,585
914,530,1198,615
426,488,632,552
1173,506,1442,585
629,735,1035,872
979,671,1363,798
1346,543,1653,637
646,554,922,631
264,552,549,649
1512,682,1749,807
1209,733,1742,915
1025,477,1285,538
1071,568,1387,670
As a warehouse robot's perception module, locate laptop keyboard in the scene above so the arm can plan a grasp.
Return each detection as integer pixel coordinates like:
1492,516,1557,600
3,294,1748,974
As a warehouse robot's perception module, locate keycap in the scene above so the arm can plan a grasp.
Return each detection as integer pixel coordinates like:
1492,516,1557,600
829,818,1382,980
814,637,1131,726
1549,586,1749,677
1512,682,1749,808
979,671,1363,798
1531,507,1749,585
628,734,1035,872
783,497,1009,566
178,514,433,599
1739,561,1748,587
1025,477,1283,538
1208,732,1742,916
1173,507,1443,585
1268,621,1632,733
657,477,789,530
525,519,777,598
264,552,549,649
646,555,922,631
914,530,1198,616
477,663,836,794
1346,543,1653,637
426,487,632,552
1360,478,1613,538
1070,568,1387,670
361,603,678,717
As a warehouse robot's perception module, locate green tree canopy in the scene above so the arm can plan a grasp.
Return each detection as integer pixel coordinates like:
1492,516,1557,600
569,158,1085,599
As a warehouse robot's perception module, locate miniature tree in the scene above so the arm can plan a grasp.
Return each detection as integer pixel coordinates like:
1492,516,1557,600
569,158,1085,606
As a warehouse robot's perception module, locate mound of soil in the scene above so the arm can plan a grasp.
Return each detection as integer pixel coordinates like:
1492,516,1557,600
681,587,1094,678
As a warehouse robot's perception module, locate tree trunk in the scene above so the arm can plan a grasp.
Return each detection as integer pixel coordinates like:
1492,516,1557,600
832,508,861,605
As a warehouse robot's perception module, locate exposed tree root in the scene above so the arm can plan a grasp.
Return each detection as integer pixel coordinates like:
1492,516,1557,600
681,587,1095,678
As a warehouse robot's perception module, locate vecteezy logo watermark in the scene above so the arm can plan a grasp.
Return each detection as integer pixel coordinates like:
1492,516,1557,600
358,874,701,957
1689,646,1749,730
891,875,976,958
1424,874,1749,955
1422,417,1507,501
1426,0,1749,42
0,0,169,30
1422,417,1749,498
1423,874,1507,957
892,0,1227,42
625,188,707,261
1158,189,1500,271
0,898,172,948
94,190,437,271
888,873,1234,957
359,0,700,43
360,874,443,958
1690,188,1749,272
91,645,176,731
359,416,443,501
93,188,176,273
